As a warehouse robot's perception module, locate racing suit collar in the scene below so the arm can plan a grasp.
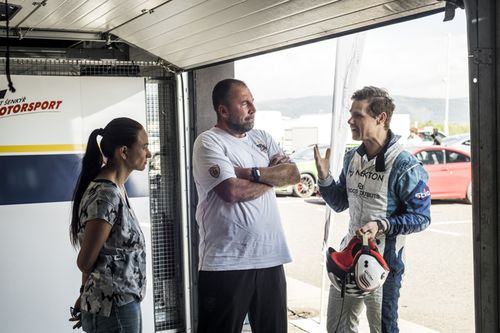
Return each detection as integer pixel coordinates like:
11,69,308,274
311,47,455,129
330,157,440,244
356,130,398,172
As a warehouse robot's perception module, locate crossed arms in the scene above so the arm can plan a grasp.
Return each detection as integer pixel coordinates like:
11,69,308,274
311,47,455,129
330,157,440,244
214,154,300,203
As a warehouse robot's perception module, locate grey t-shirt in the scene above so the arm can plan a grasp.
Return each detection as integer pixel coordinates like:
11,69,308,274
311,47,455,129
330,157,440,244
193,127,292,271
77,180,146,317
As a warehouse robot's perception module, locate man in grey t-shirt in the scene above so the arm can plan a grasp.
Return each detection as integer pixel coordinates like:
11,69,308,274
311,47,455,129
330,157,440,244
192,79,300,333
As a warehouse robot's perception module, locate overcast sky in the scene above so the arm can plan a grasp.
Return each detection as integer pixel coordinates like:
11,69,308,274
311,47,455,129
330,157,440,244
236,10,468,101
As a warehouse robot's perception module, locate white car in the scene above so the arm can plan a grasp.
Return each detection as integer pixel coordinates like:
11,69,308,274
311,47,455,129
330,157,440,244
418,129,447,143
442,133,470,152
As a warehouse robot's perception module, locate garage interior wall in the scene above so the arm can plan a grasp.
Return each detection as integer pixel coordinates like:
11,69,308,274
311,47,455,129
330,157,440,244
192,62,235,136
0,58,186,332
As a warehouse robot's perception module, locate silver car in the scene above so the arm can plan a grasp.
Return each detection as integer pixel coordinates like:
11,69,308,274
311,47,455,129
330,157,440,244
442,133,470,152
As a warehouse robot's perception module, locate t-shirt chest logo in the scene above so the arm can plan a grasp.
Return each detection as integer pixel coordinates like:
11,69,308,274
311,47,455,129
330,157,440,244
209,164,220,178
254,140,268,153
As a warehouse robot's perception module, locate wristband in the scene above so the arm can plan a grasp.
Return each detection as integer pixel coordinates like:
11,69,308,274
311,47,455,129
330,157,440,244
318,171,331,181
376,220,385,235
251,167,261,182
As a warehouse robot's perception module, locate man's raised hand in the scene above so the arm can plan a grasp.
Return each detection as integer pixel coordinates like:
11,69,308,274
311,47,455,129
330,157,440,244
314,144,331,179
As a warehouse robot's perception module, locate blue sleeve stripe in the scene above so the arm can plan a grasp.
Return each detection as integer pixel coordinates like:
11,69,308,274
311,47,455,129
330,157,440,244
388,180,431,235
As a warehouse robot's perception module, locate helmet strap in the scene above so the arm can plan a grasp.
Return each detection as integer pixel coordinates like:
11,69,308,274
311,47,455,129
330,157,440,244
341,276,347,298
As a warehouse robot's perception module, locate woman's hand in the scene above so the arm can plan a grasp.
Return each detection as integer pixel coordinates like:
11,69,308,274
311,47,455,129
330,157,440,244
69,295,82,329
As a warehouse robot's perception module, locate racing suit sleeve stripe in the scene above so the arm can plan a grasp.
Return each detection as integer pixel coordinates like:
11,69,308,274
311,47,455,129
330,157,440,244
318,170,349,212
387,166,431,235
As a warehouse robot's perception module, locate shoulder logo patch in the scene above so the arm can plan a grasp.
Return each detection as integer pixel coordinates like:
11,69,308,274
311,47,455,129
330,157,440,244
415,185,431,199
209,165,220,178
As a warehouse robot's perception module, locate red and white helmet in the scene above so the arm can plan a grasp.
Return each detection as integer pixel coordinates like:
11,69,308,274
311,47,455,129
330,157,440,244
326,233,390,297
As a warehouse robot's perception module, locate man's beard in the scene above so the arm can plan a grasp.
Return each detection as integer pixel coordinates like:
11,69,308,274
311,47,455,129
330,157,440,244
227,118,254,134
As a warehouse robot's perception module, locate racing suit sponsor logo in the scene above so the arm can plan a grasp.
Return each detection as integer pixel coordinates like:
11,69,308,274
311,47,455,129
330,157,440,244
415,187,431,199
347,186,381,199
348,169,385,182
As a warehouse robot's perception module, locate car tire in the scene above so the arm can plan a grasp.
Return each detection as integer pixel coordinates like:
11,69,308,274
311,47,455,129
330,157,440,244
465,182,472,204
293,173,316,198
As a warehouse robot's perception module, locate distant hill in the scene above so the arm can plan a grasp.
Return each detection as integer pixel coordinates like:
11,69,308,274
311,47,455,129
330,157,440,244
257,95,470,125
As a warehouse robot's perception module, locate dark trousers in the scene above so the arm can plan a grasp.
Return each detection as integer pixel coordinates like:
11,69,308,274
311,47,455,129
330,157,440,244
197,265,287,333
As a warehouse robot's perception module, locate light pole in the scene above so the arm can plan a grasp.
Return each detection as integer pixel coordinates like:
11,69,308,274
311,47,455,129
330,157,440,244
444,33,451,136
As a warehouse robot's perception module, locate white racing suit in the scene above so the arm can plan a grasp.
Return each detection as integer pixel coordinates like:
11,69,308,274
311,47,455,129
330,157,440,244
319,132,431,333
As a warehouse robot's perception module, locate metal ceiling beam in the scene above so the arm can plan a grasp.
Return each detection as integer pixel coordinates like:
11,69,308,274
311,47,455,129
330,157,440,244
0,27,104,41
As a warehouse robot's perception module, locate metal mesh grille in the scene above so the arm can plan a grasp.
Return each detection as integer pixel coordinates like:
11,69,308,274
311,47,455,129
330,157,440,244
0,58,184,332
0,58,171,77
146,79,184,331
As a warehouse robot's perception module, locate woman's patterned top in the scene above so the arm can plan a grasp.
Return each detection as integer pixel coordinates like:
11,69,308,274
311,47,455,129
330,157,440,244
77,179,146,317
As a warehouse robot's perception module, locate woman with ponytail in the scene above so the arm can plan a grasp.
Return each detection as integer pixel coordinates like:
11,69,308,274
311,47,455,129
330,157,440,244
68,117,151,333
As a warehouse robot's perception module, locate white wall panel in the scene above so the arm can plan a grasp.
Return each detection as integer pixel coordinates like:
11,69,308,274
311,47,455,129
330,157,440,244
0,75,82,147
0,75,154,333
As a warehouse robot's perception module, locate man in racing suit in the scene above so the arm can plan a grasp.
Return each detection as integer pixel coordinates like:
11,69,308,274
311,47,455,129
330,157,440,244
314,86,431,333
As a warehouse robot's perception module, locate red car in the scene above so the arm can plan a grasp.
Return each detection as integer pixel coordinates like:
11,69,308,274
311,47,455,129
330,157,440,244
411,146,472,203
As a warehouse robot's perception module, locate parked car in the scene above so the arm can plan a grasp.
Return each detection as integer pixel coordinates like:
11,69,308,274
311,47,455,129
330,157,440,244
418,128,447,144
275,144,329,198
411,146,472,203
311,145,472,204
442,133,470,152
275,143,358,198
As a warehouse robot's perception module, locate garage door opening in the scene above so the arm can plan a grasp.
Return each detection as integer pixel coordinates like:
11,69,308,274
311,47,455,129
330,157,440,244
236,9,472,333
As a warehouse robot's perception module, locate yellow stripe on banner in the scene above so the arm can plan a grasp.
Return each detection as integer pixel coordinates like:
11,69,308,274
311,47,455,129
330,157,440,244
0,144,85,153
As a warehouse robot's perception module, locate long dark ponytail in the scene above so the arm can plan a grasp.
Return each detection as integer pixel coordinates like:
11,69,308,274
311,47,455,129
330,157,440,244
70,117,143,246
